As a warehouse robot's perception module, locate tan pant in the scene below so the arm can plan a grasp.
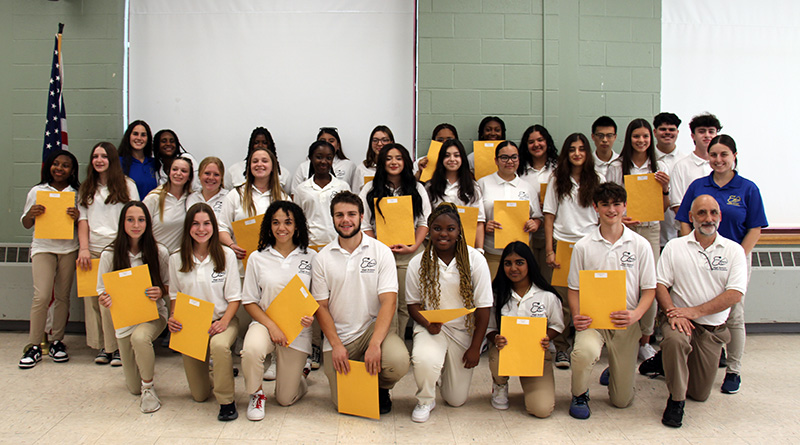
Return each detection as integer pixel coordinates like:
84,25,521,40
392,247,421,337
411,326,474,407
489,346,555,418
84,251,118,351
529,236,553,284
117,317,166,395
30,251,78,345
182,316,239,405
485,252,502,281
660,315,730,402
571,324,641,408
633,224,660,337
241,322,308,406
323,322,410,407
551,286,572,354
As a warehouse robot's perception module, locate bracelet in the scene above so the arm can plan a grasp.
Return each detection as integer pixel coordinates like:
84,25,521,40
546,252,555,257
662,190,670,196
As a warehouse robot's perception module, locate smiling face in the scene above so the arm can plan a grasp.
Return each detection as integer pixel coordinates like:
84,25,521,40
249,149,273,179
169,159,191,187
189,210,214,246
200,162,221,194
50,154,74,185
332,202,362,239
371,131,391,155
708,142,736,175
430,213,459,255
384,148,404,177
481,120,503,140
129,125,148,152
311,145,335,177
442,146,462,173
157,131,177,157
690,195,721,237
654,123,678,149
124,206,147,242
502,252,530,287
91,146,109,174
318,132,340,154
631,127,651,155
568,140,587,167
593,199,626,226
691,126,718,152
527,131,548,160
271,208,295,246
495,145,519,176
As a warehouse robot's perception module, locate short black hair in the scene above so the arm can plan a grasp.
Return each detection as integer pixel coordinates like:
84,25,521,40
592,182,627,205
689,113,722,133
653,112,681,128
592,116,617,134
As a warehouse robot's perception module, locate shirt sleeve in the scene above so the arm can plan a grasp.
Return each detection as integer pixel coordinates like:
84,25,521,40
21,187,38,225
474,184,487,223
223,248,242,303
291,162,308,194
404,254,422,306
415,182,433,228
470,250,494,308
606,161,623,186
96,250,113,295
567,241,585,290
158,245,171,288
545,292,565,334
218,190,238,234
725,243,748,294
310,252,330,301
675,180,698,224
528,182,543,220
359,183,375,233
376,244,399,295
168,253,180,300
542,177,559,215
241,252,262,305
744,181,769,229
656,241,676,288
638,236,657,290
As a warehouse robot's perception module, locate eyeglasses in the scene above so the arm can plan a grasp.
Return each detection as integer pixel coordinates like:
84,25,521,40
496,154,519,163
371,138,392,145
594,133,616,140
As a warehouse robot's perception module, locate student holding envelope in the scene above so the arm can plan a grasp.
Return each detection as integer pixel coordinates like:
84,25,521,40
353,125,394,192
566,183,656,419
486,241,564,418
291,127,356,192
18,150,81,369
360,143,432,337
97,202,170,413
413,123,459,180
168,203,242,421
143,156,198,254
77,142,139,366
196,157,228,216
478,140,543,279
240,201,316,421
467,116,506,171
405,203,492,423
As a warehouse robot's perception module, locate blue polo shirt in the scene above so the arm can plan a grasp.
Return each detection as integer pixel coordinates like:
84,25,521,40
122,156,158,199
676,172,768,244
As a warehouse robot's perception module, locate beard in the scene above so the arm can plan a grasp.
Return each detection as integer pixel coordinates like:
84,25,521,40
695,221,718,237
335,223,361,239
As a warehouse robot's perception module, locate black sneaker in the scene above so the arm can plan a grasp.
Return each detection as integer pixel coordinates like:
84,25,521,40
95,349,111,365
110,350,122,367
718,348,727,368
555,351,570,369
218,402,238,421
639,350,664,378
49,340,69,363
311,344,321,370
661,398,684,428
19,344,43,369
721,372,741,394
379,388,392,414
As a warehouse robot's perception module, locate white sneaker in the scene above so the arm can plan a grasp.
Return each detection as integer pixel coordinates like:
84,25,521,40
247,391,267,421
491,383,509,410
639,343,657,361
411,401,436,423
263,355,277,381
140,383,161,413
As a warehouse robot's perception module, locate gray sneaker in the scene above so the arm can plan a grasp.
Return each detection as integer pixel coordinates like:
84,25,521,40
555,351,570,369
140,384,161,413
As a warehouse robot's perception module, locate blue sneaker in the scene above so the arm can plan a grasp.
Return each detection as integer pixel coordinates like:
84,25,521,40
569,391,591,419
599,367,610,386
721,372,741,394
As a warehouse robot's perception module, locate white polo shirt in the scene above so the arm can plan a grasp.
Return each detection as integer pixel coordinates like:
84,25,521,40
218,185,288,235
542,174,603,243
568,225,656,311
657,232,747,326
520,164,554,191
487,283,565,337
97,243,170,339
78,179,140,254
143,188,195,254
405,247,494,348
669,152,711,210
291,158,356,193
293,176,351,246
225,160,291,194
593,151,619,178
311,234,398,351
242,245,316,354
359,181,432,234
196,189,228,216
478,172,544,255
657,148,688,245
353,163,376,192
605,158,669,187
22,184,80,257
169,247,241,322
426,179,487,223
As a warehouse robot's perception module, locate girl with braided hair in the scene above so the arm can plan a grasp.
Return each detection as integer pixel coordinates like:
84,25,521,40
405,202,493,423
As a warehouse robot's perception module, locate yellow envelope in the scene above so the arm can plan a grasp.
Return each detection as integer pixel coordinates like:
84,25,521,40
76,259,100,297
309,244,326,252
364,175,374,185
373,196,415,246
579,270,626,330
473,141,502,180
539,183,547,205
103,264,158,330
265,274,319,345
231,213,264,271
456,205,479,248
494,200,529,248
499,316,547,377
419,140,443,183
169,292,214,361
337,360,379,419
419,307,476,324
34,190,75,239
550,241,574,287
624,173,664,222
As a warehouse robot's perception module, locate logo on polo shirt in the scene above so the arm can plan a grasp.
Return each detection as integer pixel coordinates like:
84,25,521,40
298,260,312,275
528,301,546,318
335,168,345,178
727,195,742,207
211,270,226,283
619,251,636,268
698,252,729,271
360,257,377,273
518,191,530,201
213,201,223,213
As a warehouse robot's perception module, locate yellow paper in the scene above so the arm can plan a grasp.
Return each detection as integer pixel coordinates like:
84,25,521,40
579,270,627,330
308,244,325,252
337,360,379,419
499,316,547,377
473,141,502,180
373,196,415,246
494,200,529,248
624,173,664,222
419,307,476,324
231,213,264,271
103,264,158,330
34,190,75,239
539,183,547,205
550,241,574,287
265,274,319,345
456,205,479,248
169,293,214,361
76,259,100,297
419,140,443,183
364,175,374,185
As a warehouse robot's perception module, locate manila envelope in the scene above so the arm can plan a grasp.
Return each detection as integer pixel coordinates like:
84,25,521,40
419,140,443,183
539,183,547,206
624,173,664,222
473,141,502,179
265,274,319,345
169,292,214,361
373,196,415,246
419,307,476,324
499,316,547,377
364,175,374,185
494,200,529,248
550,241,574,287
103,264,158,330
456,205,479,248
34,190,75,239
231,213,264,271
337,360,379,419
579,270,627,330
76,259,100,297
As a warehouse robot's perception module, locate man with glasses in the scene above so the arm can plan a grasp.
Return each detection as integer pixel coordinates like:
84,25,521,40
590,116,619,178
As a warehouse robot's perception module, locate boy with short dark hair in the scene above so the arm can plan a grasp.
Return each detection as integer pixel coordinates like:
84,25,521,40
590,116,619,178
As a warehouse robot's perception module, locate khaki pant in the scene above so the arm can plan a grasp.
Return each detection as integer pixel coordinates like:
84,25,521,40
411,326,474,407
392,247,421,337
118,317,166,395
84,251,118,352
725,301,745,374
30,251,78,345
551,286,572,354
529,236,553,284
660,315,730,402
571,324,641,408
489,347,555,418
182,316,239,405
241,322,308,406
323,322,410,407
633,224,660,337
485,252,502,281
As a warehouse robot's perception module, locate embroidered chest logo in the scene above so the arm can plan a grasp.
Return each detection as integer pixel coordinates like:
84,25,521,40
518,191,530,201
619,251,636,268
213,201,224,213
298,260,312,275
727,195,742,207
528,301,546,317
360,257,377,273
211,271,226,283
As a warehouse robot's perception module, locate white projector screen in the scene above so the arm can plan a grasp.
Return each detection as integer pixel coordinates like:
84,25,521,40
128,0,415,183
662,0,800,228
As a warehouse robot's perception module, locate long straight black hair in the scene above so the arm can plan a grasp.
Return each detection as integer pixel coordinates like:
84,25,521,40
426,139,477,205
366,143,424,224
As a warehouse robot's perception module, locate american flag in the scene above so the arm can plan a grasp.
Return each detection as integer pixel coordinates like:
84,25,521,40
42,23,68,161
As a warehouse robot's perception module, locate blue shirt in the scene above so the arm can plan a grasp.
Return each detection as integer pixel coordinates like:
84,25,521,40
123,156,158,199
676,172,768,244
